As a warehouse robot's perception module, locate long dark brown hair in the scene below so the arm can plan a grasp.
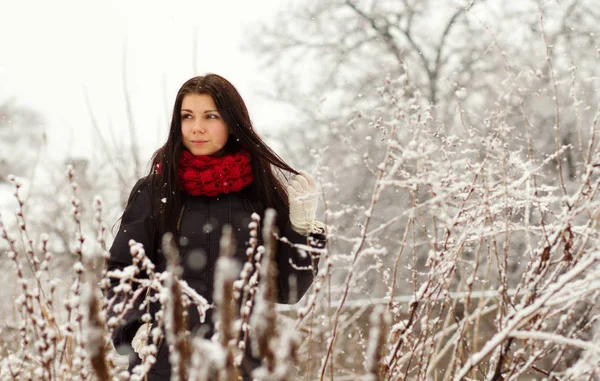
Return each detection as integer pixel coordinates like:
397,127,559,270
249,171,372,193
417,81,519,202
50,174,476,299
148,74,298,238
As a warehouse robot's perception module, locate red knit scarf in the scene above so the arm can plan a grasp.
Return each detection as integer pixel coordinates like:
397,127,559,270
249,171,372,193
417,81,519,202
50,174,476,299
177,149,254,196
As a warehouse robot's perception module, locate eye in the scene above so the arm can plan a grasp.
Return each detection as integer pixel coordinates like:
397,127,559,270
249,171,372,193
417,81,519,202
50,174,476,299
181,114,192,119
206,114,219,119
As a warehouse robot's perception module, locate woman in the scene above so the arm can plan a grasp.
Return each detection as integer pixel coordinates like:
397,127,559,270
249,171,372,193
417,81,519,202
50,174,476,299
108,74,325,380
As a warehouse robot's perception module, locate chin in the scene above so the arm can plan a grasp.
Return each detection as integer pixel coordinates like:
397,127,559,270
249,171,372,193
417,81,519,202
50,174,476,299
191,149,221,157
192,151,212,156
184,143,225,157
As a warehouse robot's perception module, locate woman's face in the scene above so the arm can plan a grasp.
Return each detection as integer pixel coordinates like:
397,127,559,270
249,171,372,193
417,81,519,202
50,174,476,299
180,93,229,156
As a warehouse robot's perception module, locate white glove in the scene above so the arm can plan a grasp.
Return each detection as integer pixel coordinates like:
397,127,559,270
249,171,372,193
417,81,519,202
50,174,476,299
287,171,324,235
131,323,151,355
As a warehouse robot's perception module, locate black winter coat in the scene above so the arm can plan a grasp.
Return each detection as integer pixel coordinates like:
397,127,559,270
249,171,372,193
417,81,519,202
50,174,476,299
108,178,322,380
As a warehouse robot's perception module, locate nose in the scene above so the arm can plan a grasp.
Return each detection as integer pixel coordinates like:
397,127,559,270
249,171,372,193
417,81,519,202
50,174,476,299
192,119,206,134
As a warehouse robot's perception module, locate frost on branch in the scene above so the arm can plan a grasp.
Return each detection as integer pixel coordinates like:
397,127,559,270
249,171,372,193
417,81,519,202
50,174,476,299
2,2,600,379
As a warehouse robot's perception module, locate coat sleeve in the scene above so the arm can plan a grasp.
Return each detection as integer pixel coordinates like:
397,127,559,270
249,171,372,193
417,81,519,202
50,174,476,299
107,177,156,354
275,217,325,304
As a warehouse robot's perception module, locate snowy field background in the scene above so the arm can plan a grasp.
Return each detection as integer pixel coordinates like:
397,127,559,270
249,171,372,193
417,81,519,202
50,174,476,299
1,0,600,380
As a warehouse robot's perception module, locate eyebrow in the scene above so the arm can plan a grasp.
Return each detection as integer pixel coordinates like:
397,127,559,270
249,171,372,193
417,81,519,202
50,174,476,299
181,109,219,113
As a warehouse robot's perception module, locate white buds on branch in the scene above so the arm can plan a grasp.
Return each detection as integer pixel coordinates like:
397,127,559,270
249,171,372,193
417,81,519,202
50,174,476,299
83,256,111,381
250,209,279,376
162,232,190,381
214,224,241,381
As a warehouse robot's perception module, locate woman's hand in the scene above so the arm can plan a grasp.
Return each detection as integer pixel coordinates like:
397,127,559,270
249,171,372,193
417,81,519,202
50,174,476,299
131,323,152,356
287,171,322,235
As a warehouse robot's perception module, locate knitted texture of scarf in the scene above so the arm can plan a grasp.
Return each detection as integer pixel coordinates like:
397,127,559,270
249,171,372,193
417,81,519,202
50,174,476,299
178,149,254,196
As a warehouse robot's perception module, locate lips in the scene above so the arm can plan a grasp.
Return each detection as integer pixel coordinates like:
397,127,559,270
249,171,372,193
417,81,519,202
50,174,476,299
191,140,208,145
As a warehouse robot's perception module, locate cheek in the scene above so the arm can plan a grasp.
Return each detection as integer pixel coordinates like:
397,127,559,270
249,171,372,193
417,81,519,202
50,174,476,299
181,122,191,136
218,124,230,142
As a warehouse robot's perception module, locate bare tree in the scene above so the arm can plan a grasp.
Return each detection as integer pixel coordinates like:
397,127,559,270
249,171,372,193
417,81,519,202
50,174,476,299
0,99,45,184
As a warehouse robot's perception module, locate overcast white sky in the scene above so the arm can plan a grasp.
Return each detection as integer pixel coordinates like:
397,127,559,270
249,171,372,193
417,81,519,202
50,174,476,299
0,0,295,165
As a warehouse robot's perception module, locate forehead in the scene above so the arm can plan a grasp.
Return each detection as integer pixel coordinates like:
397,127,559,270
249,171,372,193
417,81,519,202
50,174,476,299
181,93,217,110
